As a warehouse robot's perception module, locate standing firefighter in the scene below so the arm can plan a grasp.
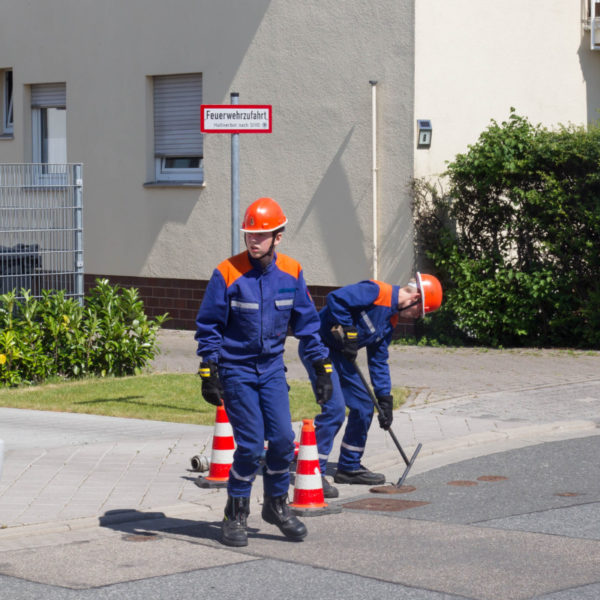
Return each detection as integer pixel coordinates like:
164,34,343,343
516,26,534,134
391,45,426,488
195,197,333,547
299,273,443,498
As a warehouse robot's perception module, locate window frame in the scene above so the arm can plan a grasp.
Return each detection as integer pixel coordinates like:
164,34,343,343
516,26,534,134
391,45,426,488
31,83,68,185
152,73,203,185
154,156,203,182
32,106,67,163
2,69,13,135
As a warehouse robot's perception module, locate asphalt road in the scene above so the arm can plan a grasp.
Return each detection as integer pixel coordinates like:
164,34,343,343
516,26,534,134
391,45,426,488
1,435,599,600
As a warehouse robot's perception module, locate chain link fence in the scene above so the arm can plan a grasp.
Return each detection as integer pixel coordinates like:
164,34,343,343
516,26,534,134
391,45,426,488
0,164,83,302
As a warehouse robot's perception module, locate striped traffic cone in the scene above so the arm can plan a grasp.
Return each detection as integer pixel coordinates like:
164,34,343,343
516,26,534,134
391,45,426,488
290,419,342,516
195,404,235,489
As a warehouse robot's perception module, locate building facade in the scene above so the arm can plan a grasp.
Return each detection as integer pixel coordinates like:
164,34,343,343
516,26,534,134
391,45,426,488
1,1,599,329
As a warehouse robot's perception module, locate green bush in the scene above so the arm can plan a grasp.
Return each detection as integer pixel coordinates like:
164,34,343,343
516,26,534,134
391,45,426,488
413,109,600,348
0,279,168,386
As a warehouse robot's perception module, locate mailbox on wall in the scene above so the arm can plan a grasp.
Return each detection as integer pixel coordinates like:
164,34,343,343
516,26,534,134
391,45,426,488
417,120,432,149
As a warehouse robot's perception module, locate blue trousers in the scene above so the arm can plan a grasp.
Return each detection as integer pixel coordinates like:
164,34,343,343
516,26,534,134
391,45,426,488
219,363,296,498
299,342,375,473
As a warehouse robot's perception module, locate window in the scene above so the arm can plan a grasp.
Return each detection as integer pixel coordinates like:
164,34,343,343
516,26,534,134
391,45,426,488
1,69,13,135
153,73,203,183
31,83,67,163
31,83,67,183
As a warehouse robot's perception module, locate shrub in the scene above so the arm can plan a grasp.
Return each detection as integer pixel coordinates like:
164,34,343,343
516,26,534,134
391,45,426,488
0,279,168,386
413,109,600,348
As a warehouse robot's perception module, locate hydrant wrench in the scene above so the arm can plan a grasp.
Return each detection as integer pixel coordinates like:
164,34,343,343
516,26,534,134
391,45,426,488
353,361,422,488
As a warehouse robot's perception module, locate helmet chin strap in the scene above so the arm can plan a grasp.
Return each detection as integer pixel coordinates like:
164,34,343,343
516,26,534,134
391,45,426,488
245,232,277,262
398,298,421,313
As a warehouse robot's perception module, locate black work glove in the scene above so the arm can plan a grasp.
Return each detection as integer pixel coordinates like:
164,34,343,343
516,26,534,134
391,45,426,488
331,324,359,362
313,359,333,406
198,360,224,406
376,395,394,430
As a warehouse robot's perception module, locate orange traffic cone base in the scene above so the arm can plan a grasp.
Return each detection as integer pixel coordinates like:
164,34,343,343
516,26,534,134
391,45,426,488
290,419,342,517
194,404,234,489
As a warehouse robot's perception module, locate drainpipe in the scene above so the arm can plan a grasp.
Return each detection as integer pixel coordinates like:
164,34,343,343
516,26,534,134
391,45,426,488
231,92,240,255
369,80,378,280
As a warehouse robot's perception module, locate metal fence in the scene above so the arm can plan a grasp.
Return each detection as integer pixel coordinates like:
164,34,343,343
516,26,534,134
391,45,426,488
0,164,83,302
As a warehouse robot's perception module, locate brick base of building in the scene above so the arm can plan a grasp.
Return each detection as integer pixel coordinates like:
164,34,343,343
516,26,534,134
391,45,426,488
84,274,415,338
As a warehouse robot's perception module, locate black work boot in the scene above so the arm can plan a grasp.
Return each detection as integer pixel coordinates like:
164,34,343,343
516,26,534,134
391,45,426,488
261,494,307,540
334,465,385,485
321,475,339,499
221,495,250,547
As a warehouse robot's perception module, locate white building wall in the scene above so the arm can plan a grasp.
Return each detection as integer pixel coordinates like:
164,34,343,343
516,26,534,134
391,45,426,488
0,0,415,288
414,0,600,179
3,1,596,292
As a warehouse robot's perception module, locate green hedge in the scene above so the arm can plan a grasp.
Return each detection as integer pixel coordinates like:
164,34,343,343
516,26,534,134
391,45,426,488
0,279,168,386
413,109,600,348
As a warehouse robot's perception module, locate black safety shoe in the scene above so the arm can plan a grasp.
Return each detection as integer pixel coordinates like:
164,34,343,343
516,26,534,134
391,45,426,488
222,496,249,547
261,494,307,540
333,465,385,485
321,476,339,498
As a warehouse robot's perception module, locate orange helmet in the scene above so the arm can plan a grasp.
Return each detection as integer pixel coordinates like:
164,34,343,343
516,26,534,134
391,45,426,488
416,272,443,317
241,197,288,233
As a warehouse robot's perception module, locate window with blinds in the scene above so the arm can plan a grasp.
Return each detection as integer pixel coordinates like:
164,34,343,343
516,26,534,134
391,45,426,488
31,82,67,167
153,73,203,183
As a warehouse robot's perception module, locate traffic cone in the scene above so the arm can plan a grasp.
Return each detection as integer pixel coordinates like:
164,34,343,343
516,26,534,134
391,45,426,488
293,440,300,460
195,404,235,489
290,419,342,516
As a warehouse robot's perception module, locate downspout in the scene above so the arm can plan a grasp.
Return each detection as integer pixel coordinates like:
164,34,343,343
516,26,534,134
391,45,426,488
369,80,379,280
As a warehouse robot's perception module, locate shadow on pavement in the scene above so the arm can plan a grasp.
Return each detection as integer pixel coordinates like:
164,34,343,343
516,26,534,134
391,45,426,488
98,508,294,545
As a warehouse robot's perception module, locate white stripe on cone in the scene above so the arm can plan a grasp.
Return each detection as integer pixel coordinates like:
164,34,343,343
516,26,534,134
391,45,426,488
214,422,233,437
210,448,234,464
294,470,322,490
297,445,319,461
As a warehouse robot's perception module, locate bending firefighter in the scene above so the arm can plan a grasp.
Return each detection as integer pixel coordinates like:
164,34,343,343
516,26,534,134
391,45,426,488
195,197,333,547
299,273,443,498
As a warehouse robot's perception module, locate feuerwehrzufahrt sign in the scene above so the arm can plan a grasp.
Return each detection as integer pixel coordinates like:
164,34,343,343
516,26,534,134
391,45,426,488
201,105,272,133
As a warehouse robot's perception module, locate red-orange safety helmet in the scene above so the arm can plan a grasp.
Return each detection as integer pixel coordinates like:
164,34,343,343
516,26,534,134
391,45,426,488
240,197,288,233
416,272,443,317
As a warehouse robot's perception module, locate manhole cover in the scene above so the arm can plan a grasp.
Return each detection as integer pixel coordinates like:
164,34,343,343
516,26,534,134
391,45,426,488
122,532,160,542
342,498,429,512
447,480,478,487
477,475,508,482
370,485,416,495
555,492,581,497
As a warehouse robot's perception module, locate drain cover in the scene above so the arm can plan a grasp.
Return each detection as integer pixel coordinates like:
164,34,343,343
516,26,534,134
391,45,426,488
370,485,416,495
447,480,478,486
555,492,581,497
477,475,508,482
342,498,429,512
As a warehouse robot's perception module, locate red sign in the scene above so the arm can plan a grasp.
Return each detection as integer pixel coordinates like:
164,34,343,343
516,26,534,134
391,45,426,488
201,105,272,133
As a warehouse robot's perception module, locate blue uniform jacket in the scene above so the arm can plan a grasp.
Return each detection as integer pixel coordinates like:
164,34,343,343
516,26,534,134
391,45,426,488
195,251,328,371
318,279,401,397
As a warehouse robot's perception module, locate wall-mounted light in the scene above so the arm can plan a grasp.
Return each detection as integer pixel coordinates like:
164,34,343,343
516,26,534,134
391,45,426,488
417,119,432,149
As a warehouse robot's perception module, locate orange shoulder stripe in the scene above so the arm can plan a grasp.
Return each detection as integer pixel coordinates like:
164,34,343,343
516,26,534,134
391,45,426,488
275,253,302,279
217,252,252,287
371,280,393,308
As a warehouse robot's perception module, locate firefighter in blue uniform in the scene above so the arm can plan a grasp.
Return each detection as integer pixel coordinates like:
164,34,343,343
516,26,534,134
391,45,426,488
299,274,443,498
195,197,333,547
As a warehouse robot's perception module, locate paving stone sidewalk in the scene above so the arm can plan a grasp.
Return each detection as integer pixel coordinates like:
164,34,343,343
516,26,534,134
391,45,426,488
0,329,598,535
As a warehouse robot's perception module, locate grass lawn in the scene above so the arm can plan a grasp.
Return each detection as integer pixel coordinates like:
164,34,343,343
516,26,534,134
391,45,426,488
0,373,409,426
